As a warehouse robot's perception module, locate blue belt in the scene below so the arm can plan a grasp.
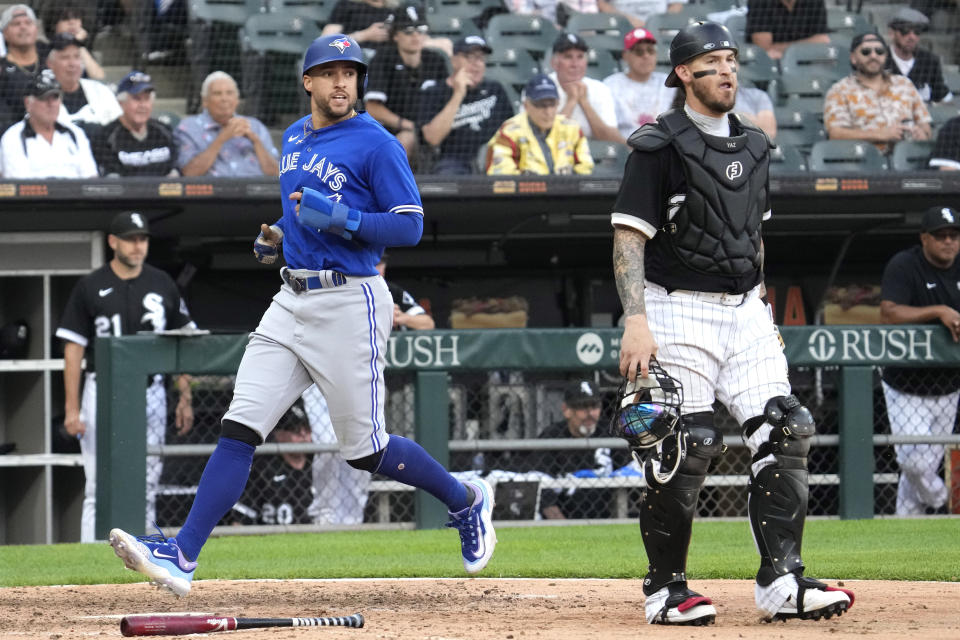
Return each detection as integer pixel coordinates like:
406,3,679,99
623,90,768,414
282,268,348,293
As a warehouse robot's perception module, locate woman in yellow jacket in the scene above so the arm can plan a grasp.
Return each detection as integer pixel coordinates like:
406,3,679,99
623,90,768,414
485,74,594,176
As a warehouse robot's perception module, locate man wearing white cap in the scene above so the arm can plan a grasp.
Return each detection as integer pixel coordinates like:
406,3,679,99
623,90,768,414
603,27,675,139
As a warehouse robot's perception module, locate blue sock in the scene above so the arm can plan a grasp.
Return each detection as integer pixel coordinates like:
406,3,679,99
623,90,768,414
176,437,255,561
376,435,469,512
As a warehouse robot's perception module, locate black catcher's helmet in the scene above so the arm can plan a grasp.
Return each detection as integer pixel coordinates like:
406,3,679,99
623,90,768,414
611,358,682,449
665,20,738,88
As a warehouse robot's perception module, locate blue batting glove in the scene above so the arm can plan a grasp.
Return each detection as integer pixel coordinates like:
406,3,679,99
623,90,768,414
297,187,362,240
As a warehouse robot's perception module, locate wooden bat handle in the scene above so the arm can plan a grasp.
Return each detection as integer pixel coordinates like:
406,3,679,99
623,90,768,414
121,613,364,636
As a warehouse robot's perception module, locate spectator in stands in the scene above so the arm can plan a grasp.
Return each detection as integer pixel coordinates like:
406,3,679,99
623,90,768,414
549,32,622,143
45,4,105,81
734,85,777,139
536,380,614,520
47,33,121,135
419,35,513,175
596,0,687,29
176,71,279,177
602,27,674,139
0,70,97,178
885,7,953,105
824,32,931,154
92,71,178,177
485,73,594,175
230,401,316,526
745,0,830,60
879,205,960,515
0,4,50,130
929,116,960,170
322,0,393,49
365,3,448,161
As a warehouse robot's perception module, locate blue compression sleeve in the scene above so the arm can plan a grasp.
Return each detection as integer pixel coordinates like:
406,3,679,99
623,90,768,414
353,210,423,246
176,437,255,561
376,435,469,512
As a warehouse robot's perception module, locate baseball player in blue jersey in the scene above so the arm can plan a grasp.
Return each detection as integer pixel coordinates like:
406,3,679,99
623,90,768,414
108,34,496,597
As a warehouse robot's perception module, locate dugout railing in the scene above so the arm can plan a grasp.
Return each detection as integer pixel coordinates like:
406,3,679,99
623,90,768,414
94,326,960,539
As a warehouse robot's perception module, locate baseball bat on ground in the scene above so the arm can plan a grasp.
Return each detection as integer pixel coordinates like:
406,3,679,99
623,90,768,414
120,613,364,636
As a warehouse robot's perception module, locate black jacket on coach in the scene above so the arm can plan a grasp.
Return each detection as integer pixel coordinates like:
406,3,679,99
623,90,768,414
886,47,952,104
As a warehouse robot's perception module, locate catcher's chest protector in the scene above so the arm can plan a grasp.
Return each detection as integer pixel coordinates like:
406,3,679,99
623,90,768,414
650,110,770,277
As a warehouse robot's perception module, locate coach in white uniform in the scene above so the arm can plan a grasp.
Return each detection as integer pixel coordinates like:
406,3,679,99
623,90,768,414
880,205,960,515
611,21,852,626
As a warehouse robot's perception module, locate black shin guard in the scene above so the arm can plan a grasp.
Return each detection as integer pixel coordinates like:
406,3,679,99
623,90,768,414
746,396,815,586
640,415,723,595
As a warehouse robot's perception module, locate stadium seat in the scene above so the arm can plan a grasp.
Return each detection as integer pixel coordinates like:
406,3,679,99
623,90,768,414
775,72,835,111
566,13,633,49
485,14,560,60
585,49,619,81
426,13,483,40
581,34,626,63
589,139,630,176
889,140,934,171
826,8,871,35
929,103,960,130
724,13,746,43
644,13,699,41
808,140,888,172
738,44,779,89
190,0,261,25
769,142,807,174
485,47,541,92
154,111,182,129
263,0,335,24
240,13,321,124
430,0,503,20
780,42,844,78
944,68,960,96
774,107,826,151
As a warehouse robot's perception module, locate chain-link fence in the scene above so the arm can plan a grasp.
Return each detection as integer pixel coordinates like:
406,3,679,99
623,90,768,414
144,362,959,530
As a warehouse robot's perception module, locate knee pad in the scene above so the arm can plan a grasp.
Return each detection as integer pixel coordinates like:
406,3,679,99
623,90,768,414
745,396,815,585
640,413,723,595
346,449,384,473
221,419,264,446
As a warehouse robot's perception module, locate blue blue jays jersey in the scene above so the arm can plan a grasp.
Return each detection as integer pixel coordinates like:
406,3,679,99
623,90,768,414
276,112,423,275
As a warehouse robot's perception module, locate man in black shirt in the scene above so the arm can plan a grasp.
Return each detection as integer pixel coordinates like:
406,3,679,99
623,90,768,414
534,380,613,520
92,71,179,176
885,7,953,104
929,116,960,170
745,0,830,60
365,3,448,162
0,4,49,129
419,35,513,174
229,402,316,526
880,206,960,515
612,21,852,625
56,212,196,542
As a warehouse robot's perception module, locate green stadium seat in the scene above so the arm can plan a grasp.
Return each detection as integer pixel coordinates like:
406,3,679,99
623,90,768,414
189,0,262,25
826,8,871,35
739,44,779,89
241,12,322,56
485,47,541,92
776,72,835,111
774,107,826,151
589,139,630,176
485,14,560,60
430,0,503,20
426,13,483,40
565,12,632,44
769,142,807,174
809,139,887,172
889,140,934,171
263,0,335,24
780,42,844,79
644,13,699,42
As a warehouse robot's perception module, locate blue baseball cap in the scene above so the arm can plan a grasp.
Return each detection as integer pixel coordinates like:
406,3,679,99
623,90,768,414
524,73,558,101
116,71,154,96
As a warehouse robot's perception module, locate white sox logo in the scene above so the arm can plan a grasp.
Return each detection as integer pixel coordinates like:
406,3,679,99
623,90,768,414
725,161,743,181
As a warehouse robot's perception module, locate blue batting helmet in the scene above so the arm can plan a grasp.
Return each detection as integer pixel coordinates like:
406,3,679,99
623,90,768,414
302,34,368,99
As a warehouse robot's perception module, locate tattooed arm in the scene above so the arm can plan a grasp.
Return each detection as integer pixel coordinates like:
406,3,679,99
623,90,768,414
614,227,658,381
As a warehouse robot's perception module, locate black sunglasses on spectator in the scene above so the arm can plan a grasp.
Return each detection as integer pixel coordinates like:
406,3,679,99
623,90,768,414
894,24,926,35
859,46,886,56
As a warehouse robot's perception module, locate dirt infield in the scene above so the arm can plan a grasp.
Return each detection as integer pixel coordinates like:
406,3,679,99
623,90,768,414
1,578,957,639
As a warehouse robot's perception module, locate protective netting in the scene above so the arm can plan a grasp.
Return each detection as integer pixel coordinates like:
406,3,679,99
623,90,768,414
143,363,960,529
2,0,957,177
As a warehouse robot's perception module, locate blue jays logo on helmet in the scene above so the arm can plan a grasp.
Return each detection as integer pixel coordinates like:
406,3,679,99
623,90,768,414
329,36,351,54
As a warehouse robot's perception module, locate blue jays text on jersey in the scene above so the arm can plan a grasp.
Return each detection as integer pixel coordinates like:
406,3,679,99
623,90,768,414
275,112,423,276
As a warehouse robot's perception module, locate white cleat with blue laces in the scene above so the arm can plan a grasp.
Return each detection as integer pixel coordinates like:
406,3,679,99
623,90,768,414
109,527,197,597
447,479,497,574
